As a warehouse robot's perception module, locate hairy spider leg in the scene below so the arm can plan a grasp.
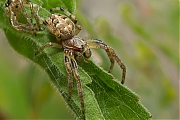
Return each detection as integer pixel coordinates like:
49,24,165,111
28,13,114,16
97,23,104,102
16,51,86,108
64,50,73,101
49,7,82,35
86,39,115,72
64,49,85,119
18,0,34,30
36,44,86,119
35,42,62,55
21,0,44,33
5,0,42,34
34,42,86,118
105,48,115,73
9,10,38,33
71,56,85,120
5,0,32,32
87,39,126,84
29,2,43,31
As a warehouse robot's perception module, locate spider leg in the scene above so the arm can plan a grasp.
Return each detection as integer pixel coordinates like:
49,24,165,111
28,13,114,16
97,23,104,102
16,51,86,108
50,7,77,23
64,49,85,119
19,0,34,30
49,7,82,35
6,0,42,34
105,48,115,73
29,2,43,31
69,51,85,119
87,39,114,72
22,1,44,33
9,11,35,33
74,25,82,35
87,39,126,84
64,49,73,101
35,42,62,55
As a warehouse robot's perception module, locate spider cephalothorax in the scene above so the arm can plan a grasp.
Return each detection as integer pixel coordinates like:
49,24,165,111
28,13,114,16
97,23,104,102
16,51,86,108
35,7,126,120
5,0,42,34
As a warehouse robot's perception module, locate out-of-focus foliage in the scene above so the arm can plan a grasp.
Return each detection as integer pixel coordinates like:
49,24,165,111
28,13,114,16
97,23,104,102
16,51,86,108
119,1,179,118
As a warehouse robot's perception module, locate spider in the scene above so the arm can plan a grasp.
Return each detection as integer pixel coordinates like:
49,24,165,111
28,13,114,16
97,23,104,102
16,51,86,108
5,0,43,34
35,7,126,119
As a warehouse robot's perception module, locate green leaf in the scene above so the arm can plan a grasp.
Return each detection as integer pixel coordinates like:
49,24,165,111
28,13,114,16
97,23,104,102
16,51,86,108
0,0,151,119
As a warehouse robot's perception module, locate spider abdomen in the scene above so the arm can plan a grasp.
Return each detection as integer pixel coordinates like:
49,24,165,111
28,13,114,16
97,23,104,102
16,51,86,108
45,14,75,40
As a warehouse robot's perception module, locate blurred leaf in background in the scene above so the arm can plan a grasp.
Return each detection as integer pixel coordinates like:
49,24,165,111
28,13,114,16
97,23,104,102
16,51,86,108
119,1,179,119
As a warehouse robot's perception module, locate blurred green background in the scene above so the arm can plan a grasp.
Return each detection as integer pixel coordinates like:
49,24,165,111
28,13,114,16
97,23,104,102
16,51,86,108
0,0,179,119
